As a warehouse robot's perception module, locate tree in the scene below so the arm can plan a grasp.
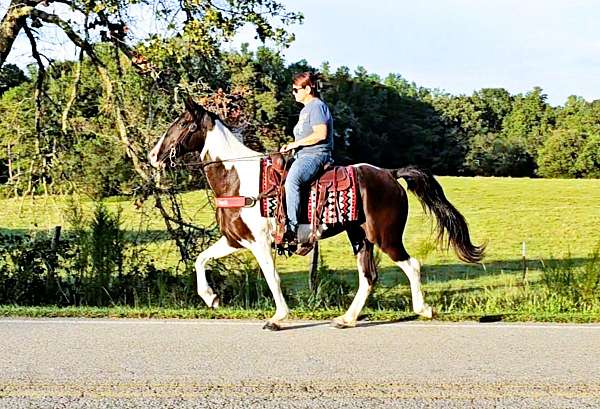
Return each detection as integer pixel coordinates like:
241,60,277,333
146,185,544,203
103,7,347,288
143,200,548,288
575,134,600,178
465,132,534,177
0,63,27,95
537,129,586,178
427,92,482,174
1,0,302,69
470,88,513,133
1,0,302,188
501,87,554,163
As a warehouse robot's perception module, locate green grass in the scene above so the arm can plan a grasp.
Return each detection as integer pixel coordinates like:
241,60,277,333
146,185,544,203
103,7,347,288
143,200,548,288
2,305,599,323
1,177,599,322
3,177,599,269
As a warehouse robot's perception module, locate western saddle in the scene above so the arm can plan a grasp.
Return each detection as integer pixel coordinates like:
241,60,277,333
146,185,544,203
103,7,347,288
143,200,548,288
262,153,354,255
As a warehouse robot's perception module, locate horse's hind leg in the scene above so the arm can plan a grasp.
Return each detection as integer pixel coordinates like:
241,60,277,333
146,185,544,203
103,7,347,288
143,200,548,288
356,164,433,319
332,226,377,329
395,256,433,318
380,240,432,318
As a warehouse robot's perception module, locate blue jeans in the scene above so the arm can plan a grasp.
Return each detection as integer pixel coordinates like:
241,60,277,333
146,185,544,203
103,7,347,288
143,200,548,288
285,152,331,231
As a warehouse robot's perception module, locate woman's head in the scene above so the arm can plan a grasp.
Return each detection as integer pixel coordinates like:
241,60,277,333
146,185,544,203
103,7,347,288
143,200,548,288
292,72,320,103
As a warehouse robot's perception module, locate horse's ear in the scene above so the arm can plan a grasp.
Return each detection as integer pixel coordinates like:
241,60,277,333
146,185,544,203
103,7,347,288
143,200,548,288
184,96,197,114
184,96,206,118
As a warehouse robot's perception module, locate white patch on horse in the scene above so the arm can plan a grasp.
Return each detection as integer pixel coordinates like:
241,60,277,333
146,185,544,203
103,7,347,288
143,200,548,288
200,119,288,325
396,257,433,318
148,132,167,167
194,236,240,308
352,163,382,170
203,120,256,170
333,254,373,327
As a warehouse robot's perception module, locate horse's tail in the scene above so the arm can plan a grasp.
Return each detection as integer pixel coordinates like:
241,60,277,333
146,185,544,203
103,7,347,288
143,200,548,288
391,166,485,263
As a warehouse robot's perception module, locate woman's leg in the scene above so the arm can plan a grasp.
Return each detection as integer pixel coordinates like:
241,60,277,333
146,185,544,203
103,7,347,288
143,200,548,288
284,154,329,234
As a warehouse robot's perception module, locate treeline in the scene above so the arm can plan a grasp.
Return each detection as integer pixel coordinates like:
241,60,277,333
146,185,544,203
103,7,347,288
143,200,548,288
1,45,599,199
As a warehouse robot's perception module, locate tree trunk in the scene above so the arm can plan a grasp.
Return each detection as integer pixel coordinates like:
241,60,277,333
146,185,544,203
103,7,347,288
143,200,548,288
0,3,33,67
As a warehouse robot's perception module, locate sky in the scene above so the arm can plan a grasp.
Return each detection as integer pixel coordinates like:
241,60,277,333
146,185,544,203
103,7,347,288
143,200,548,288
267,0,600,106
4,0,600,106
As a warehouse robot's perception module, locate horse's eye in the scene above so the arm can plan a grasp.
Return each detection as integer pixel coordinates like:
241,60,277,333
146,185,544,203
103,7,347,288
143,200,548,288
189,123,197,132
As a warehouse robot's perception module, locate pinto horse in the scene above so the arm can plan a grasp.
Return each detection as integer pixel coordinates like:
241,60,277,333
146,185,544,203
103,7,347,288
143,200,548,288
148,97,485,330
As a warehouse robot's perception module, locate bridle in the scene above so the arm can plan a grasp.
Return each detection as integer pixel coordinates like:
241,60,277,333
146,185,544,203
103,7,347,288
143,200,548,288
161,118,291,169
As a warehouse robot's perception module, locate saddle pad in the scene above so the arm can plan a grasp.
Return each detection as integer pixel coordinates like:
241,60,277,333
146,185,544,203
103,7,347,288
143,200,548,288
259,158,359,225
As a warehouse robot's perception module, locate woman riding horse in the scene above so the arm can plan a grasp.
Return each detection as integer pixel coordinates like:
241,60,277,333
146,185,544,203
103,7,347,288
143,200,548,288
279,72,333,245
148,93,485,330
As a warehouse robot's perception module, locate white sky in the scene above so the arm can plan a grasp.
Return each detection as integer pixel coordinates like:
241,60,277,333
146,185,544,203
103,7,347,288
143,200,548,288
4,0,599,106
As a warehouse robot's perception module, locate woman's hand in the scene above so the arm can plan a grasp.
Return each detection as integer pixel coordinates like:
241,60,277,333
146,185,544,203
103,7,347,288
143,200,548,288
280,142,297,153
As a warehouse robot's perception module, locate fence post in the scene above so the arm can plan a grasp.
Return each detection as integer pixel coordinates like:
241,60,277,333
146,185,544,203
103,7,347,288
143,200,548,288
51,225,61,251
522,241,527,283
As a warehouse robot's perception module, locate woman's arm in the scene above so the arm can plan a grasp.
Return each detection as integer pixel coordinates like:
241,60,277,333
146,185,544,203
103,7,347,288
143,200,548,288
280,124,327,152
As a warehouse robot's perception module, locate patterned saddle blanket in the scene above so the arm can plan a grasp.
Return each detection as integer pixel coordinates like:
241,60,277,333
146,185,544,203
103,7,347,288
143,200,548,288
259,157,360,226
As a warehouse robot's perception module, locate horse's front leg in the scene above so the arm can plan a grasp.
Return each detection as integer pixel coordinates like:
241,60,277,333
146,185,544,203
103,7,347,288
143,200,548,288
195,236,241,308
248,240,289,331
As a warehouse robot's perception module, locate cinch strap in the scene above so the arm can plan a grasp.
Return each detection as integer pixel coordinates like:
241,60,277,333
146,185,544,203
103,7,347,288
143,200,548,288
215,196,256,208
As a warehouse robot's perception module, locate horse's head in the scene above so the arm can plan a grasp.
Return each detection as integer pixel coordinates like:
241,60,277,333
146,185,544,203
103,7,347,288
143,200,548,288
148,97,216,168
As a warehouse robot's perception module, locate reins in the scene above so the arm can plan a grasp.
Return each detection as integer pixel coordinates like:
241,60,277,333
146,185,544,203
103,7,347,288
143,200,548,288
169,148,288,169
166,146,293,203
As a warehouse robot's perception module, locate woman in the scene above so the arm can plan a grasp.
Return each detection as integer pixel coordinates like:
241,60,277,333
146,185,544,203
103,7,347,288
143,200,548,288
280,72,334,244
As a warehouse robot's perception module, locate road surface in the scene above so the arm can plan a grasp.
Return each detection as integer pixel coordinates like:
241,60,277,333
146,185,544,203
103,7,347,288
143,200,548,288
1,318,599,408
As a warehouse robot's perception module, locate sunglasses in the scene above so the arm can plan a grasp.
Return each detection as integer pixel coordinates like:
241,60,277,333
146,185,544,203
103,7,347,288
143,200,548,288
292,86,305,94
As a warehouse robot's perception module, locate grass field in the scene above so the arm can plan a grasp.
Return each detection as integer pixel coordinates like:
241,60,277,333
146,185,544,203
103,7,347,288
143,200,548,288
3,177,598,269
1,176,599,320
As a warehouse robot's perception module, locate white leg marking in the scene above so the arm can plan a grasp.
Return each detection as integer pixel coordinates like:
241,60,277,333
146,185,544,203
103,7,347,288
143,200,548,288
396,257,432,318
195,236,240,308
248,241,289,324
332,250,373,328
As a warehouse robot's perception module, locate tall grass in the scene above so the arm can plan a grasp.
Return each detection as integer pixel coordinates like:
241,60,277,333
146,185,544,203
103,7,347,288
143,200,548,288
1,215,598,318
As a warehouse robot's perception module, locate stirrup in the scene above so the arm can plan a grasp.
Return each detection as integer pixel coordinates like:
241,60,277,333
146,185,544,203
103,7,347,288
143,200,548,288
282,226,298,245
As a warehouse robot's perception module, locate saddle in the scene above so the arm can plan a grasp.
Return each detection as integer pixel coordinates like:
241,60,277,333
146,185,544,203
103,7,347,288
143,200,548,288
260,153,358,254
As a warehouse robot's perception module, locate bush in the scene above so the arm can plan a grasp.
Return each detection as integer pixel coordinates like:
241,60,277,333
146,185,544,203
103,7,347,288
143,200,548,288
208,256,273,309
0,232,70,305
575,134,600,178
0,202,195,307
302,256,352,309
541,249,600,310
537,129,586,178
465,132,535,176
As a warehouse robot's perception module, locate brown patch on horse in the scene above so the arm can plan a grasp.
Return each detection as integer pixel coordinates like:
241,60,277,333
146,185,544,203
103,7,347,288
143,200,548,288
355,165,410,262
151,99,218,165
204,155,254,248
358,238,378,286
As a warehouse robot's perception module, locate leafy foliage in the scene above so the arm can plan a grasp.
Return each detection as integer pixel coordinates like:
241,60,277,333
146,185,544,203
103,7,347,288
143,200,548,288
0,64,27,95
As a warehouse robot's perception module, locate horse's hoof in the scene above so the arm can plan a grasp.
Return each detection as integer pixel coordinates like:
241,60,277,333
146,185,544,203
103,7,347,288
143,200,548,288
330,319,355,329
210,296,220,309
262,322,281,331
416,305,433,319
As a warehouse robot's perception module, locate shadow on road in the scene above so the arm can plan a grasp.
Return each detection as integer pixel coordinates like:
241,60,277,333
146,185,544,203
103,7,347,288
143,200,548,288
355,315,420,328
280,322,330,331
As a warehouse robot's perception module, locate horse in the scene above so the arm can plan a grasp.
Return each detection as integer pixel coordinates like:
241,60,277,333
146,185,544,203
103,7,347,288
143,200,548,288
148,97,485,330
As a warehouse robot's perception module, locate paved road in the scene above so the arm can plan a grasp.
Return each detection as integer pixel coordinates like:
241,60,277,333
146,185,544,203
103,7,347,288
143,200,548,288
1,318,599,408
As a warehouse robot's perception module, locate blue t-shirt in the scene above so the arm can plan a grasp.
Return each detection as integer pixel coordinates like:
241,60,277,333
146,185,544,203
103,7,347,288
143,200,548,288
293,98,334,155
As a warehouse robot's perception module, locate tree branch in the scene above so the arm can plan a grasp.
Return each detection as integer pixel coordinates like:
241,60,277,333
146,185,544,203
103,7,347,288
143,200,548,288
29,8,151,182
29,9,102,65
23,23,45,138
0,4,34,67
61,48,82,135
